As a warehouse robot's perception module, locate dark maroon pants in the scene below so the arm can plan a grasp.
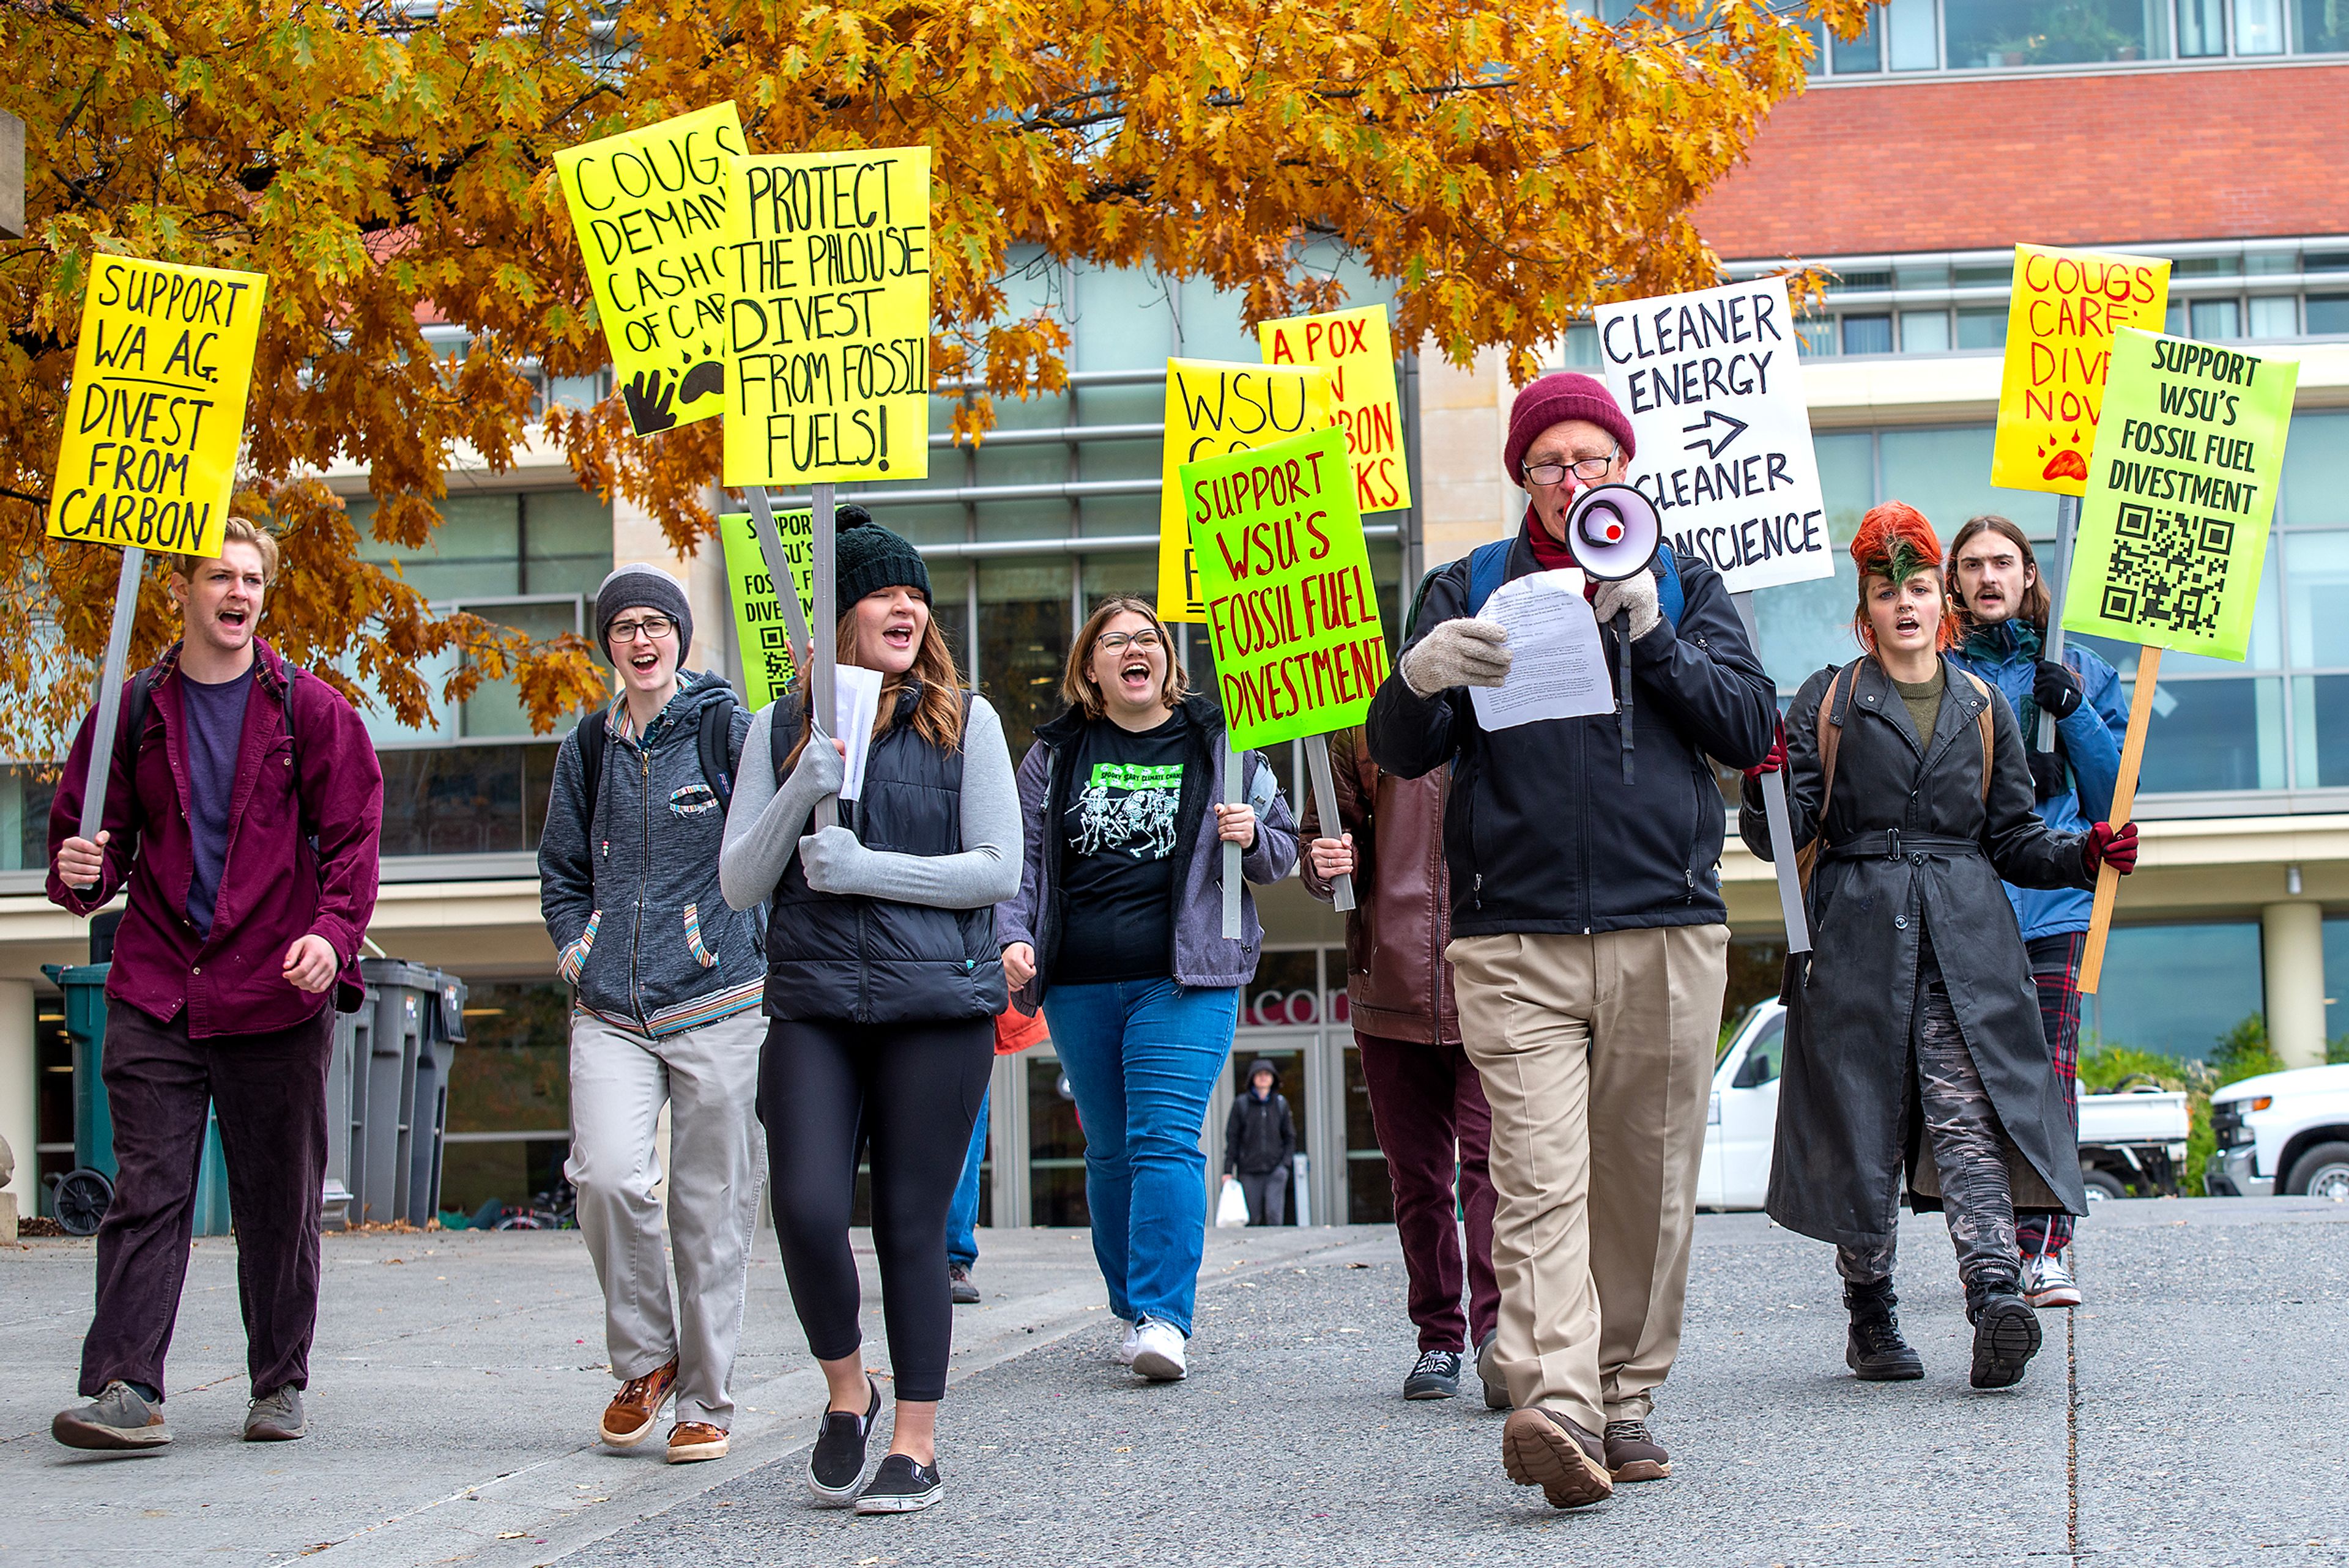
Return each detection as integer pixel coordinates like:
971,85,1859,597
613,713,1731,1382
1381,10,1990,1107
80,999,333,1400
1355,1032,1500,1353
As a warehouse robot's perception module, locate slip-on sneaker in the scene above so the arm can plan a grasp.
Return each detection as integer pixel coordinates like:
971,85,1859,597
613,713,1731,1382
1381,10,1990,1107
808,1377,883,1504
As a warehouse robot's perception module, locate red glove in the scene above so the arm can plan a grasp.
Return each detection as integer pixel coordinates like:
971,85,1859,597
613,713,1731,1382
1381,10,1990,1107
2084,820,2139,876
1745,719,1786,780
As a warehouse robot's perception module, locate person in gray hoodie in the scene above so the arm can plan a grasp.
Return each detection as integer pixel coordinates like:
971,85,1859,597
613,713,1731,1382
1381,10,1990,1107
538,565,763,1466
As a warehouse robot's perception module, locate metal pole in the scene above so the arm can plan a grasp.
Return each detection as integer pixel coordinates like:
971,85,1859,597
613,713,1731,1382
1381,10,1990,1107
1302,732,1356,911
744,486,812,654
1731,590,1811,955
73,546,145,892
811,482,839,832
1222,741,1244,939
2039,492,2080,753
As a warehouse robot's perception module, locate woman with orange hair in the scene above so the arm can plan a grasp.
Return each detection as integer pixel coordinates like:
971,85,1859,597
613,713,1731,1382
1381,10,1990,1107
1741,502,2138,1391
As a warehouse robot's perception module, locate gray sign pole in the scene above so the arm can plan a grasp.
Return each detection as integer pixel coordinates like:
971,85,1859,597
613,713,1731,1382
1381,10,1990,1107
2039,492,2080,752
73,547,146,891
1731,590,1811,955
743,486,812,654
1222,742,1244,939
810,482,839,832
1301,732,1356,912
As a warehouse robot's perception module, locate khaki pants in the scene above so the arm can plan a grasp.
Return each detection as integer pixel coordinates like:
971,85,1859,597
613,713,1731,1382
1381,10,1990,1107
1449,925,1727,1434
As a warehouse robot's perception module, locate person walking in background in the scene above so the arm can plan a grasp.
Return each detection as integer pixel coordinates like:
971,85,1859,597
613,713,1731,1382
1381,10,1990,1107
948,1093,989,1304
996,595,1299,1386
1743,503,2130,1393
1946,514,2127,1311
1365,373,1775,1508
722,511,1022,1516
1300,722,1500,1405
47,519,382,1451
539,564,765,1466
1221,1059,1296,1226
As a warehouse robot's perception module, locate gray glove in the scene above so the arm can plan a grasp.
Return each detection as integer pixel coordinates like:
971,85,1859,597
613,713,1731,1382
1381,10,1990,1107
1399,618,1513,696
797,823,871,895
1592,571,1661,641
786,728,846,795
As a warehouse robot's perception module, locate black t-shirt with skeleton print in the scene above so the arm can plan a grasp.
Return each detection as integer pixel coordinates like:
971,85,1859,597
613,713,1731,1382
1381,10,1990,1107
1056,712,1189,982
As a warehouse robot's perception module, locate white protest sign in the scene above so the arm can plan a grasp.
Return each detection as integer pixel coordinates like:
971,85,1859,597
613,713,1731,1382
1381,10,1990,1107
1595,278,1831,595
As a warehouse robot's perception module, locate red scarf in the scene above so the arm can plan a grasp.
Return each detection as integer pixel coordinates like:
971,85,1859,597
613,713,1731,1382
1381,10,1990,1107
1521,504,1587,582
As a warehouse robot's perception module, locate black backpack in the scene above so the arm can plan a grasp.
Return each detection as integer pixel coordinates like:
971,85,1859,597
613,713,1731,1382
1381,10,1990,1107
573,695,742,830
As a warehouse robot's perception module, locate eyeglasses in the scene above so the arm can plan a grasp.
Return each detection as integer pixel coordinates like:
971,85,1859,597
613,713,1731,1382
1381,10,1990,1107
1096,631,1163,653
607,615,678,643
1521,449,1620,486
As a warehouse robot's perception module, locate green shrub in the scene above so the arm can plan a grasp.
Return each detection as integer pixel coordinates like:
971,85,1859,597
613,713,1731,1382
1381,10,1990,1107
2210,1013,2286,1087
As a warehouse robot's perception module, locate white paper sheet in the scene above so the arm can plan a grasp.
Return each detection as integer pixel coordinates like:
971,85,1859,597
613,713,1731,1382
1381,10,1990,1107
834,664,885,801
1468,569,1615,731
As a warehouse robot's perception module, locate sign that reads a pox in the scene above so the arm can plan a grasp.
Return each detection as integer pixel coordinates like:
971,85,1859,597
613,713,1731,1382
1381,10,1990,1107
1595,278,1832,595
1259,304,1412,515
1992,244,2171,495
724,145,932,488
2061,328,2297,664
1181,425,1390,752
48,255,267,558
554,102,746,437
718,509,816,708
1157,360,1334,623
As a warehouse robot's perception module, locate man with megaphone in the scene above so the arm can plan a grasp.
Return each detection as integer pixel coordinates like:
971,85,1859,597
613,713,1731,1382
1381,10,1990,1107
1366,372,1776,1511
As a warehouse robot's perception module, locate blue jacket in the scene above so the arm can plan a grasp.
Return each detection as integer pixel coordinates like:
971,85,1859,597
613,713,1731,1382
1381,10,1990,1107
1946,623,2127,941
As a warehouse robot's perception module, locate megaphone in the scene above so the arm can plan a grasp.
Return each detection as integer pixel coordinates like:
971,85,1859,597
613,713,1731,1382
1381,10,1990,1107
1563,483,1661,784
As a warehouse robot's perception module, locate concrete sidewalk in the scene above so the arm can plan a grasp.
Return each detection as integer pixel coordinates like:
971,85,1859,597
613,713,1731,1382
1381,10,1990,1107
2,1199,2343,1566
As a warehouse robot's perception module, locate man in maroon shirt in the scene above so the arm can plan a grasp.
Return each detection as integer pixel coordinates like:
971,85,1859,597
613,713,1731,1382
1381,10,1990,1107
45,519,383,1451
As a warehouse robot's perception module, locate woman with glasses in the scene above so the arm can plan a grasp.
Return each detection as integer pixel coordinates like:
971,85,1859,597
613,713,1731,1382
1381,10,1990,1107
539,566,764,1466
996,596,1299,1383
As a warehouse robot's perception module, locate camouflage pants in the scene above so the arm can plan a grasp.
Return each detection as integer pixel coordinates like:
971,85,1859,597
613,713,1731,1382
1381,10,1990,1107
1836,932,2019,1296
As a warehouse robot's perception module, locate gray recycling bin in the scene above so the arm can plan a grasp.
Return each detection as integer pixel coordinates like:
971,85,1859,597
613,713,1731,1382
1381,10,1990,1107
331,960,467,1228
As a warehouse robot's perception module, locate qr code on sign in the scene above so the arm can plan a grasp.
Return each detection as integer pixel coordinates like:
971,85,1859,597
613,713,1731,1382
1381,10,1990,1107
2098,503,2233,637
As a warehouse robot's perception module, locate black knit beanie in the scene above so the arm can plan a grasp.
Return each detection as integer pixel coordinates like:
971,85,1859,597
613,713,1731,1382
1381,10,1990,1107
594,564,693,658
833,504,930,605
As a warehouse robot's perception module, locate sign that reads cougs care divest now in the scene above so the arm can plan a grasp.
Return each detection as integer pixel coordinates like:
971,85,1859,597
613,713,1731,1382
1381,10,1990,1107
1157,360,1335,622
718,508,817,708
554,102,746,437
48,255,267,558
723,145,932,488
1181,425,1390,751
1595,278,1833,596
1258,304,1412,515
1992,244,2172,495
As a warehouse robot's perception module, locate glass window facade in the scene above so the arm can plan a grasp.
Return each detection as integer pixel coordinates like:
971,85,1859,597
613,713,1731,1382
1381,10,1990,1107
1808,0,2343,73
2082,922,2265,1060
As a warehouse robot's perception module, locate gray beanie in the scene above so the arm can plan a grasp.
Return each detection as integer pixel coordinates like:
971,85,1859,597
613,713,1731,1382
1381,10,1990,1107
595,564,693,659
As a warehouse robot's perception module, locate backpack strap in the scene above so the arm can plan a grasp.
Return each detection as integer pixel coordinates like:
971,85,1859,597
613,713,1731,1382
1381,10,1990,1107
575,708,609,837
1792,662,1859,898
696,698,737,818
278,665,319,849
1652,542,1685,627
1951,668,1997,804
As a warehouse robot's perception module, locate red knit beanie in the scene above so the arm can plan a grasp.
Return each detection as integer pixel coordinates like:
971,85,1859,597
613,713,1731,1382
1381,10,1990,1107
1504,372,1638,484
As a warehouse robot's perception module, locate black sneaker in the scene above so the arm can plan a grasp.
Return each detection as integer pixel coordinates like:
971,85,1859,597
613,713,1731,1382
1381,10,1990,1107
1969,1289,2043,1390
1844,1278,1925,1382
949,1264,980,1306
853,1452,943,1515
807,1377,881,1505
1403,1348,1463,1400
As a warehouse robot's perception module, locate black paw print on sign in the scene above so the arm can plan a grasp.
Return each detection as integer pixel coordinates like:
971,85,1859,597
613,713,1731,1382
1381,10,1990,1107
678,359,724,405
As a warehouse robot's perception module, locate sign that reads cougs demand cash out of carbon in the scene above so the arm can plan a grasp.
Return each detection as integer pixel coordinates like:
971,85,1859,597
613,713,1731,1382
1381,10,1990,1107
1595,278,1833,596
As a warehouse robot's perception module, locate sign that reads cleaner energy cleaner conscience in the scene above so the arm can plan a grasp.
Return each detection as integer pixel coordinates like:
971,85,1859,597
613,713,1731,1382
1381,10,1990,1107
555,102,746,437
724,145,931,488
1158,360,1335,623
48,255,267,558
2061,328,2296,663
1992,244,2171,495
1595,278,1832,596
1258,304,1412,515
718,508,817,708
1182,425,1389,751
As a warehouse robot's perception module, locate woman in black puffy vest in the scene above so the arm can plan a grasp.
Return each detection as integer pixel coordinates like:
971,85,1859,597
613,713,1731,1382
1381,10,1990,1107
720,511,1022,1517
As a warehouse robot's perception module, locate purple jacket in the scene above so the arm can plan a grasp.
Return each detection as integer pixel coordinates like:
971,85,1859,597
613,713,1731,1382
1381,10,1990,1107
48,639,384,1035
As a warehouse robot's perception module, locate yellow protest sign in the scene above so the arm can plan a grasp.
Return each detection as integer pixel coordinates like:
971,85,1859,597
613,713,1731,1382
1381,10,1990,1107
554,102,746,437
1259,304,1411,516
718,508,815,708
1991,243,2170,495
48,255,267,558
722,146,932,487
1156,360,1335,622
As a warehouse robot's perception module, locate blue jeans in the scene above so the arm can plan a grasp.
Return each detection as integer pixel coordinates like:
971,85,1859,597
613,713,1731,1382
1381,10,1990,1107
947,1085,989,1269
1043,980,1239,1336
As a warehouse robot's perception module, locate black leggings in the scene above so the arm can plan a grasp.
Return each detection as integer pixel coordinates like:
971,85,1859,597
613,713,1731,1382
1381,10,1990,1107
760,1015,994,1403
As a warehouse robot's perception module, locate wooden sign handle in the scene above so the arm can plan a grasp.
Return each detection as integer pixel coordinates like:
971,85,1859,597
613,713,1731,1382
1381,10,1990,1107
1302,731,1356,912
2077,643,2161,995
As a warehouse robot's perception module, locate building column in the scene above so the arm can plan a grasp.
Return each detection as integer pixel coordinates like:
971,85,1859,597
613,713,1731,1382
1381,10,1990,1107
0,979,35,1232
2260,901,2326,1070
1413,345,1516,568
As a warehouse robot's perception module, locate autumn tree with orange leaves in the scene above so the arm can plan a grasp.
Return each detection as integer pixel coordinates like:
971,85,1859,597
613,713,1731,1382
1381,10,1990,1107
0,0,1868,754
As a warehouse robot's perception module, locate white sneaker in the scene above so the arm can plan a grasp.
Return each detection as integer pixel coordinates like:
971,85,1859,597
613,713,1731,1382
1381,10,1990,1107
1113,1321,1141,1366
1129,1320,1188,1381
2022,1251,2083,1309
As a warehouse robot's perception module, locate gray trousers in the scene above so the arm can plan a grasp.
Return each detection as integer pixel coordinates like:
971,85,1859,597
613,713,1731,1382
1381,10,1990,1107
566,1008,766,1428
1238,1167,1287,1226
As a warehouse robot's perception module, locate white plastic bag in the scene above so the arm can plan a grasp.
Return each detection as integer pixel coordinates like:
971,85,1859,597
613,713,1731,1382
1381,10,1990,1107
1214,1177,1249,1228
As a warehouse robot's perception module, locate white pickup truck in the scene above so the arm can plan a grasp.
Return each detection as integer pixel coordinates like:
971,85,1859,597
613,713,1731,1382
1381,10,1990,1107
2205,1064,2349,1199
1699,1000,2192,1211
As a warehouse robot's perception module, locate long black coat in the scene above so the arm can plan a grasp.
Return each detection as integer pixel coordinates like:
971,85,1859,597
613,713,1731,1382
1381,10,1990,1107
1740,655,2092,1249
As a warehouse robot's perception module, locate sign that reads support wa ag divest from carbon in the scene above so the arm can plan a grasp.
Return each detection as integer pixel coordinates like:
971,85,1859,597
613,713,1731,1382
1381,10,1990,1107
1596,278,1831,596
724,145,931,488
1181,425,1390,752
554,102,745,437
718,509,817,709
2061,328,2296,664
49,254,267,558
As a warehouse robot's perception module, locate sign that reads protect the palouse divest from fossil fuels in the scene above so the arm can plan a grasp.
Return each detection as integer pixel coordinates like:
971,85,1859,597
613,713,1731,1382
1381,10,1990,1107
1157,360,1335,623
1595,278,1832,596
723,145,931,488
1992,243,2171,496
718,509,817,709
554,102,746,437
48,254,267,559
1181,425,1390,751
1258,303,1411,516
2060,328,2296,664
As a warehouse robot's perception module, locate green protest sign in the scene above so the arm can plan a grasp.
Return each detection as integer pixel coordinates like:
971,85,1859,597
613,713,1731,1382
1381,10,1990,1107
1180,424,1389,751
2060,328,2298,662
719,508,815,708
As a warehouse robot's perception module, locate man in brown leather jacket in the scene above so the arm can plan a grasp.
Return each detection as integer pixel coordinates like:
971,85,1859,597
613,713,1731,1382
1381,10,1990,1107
1301,725,1499,1404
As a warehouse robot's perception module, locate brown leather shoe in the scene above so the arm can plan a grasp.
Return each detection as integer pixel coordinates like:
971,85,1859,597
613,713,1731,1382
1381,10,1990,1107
667,1421,729,1464
1603,1418,1672,1482
1502,1407,1615,1509
599,1359,678,1447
